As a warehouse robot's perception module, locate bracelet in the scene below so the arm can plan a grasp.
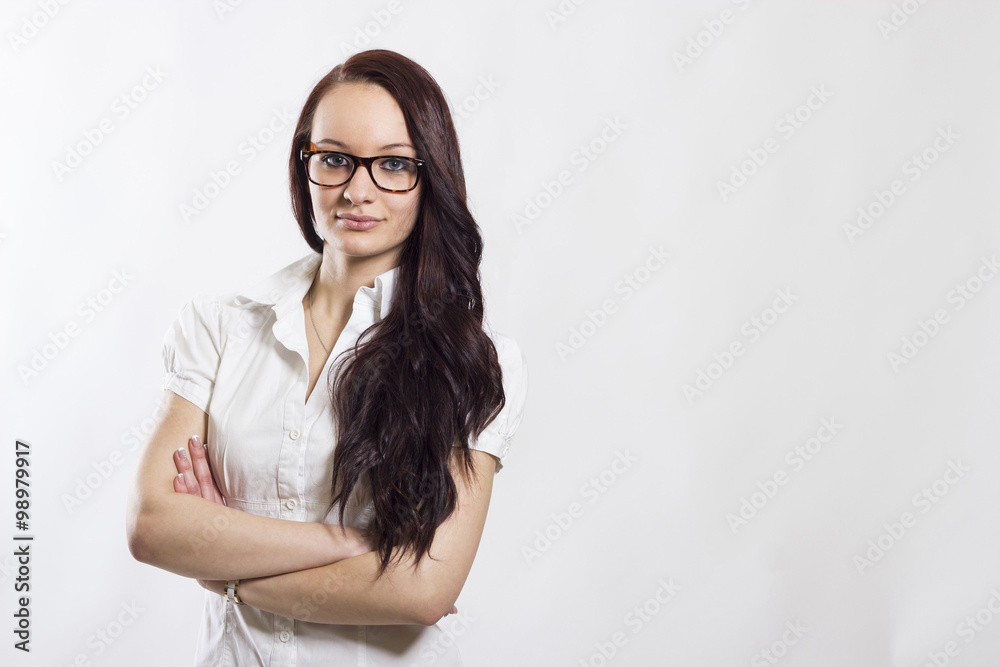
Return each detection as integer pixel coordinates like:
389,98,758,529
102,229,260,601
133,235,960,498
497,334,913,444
224,579,246,605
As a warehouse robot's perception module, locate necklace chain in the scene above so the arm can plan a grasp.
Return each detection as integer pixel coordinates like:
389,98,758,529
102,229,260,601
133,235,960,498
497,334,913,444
306,287,330,355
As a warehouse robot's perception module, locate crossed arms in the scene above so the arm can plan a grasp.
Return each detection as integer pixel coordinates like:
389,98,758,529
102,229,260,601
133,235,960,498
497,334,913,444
125,390,496,626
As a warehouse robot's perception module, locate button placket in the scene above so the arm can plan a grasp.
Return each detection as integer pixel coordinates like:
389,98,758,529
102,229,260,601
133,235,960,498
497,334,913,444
283,420,304,514
277,394,303,519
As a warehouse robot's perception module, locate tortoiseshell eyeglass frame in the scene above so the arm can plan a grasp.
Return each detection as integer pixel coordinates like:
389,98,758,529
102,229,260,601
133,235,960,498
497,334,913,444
299,143,425,193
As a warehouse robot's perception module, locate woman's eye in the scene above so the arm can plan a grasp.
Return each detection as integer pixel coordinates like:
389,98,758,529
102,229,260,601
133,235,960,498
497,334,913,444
380,158,410,172
321,154,350,168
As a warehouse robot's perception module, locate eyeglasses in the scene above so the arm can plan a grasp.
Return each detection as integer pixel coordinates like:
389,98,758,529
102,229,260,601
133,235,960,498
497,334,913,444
300,144,425,193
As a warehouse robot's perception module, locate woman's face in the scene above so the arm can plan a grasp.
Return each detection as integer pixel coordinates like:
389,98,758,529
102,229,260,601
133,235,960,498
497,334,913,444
307,82,422,266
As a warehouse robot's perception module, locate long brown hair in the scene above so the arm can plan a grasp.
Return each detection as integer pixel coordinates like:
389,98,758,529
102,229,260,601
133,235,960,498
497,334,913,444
288,50,506,576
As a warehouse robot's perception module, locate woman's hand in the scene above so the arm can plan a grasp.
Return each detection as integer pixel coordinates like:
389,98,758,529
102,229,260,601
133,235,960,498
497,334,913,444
197,578,227,596
173,436,231,592
172,435,226,506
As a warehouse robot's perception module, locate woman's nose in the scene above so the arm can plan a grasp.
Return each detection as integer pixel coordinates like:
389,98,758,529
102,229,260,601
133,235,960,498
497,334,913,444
343,164,377,204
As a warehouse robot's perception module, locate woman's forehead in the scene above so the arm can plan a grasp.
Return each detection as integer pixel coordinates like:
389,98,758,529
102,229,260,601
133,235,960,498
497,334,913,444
311,82,412,150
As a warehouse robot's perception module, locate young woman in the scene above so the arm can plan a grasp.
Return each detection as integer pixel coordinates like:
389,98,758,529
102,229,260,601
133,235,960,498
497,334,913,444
125,49,528,665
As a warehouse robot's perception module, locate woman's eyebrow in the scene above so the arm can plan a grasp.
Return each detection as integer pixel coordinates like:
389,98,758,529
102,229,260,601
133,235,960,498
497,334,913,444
315,138,414,151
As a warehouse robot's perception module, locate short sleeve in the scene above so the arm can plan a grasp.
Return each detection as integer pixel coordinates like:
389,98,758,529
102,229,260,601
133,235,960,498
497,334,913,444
162,295,223,414
467,334,528,474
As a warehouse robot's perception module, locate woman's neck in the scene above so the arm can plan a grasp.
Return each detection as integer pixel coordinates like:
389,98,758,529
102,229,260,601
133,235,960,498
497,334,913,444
308,246,399,321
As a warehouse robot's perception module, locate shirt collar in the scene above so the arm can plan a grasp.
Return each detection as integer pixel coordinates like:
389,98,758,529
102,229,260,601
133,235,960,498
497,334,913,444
233,252,399,321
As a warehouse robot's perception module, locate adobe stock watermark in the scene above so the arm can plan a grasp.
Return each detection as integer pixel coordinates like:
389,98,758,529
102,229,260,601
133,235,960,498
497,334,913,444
672,0,757,73
716,84,833,202
229,289,283,346
918,587,1000,667
521,449,638,565
878,0,933,40
512,116,626,233
8,0,72,52
556,245,670,362
452,75,500,127
338,0,404,57
18,268,136,385
544,0,590,30
178,107,295,223
62,398,168,513
290,569,349,622
726,417,844,534
682,288,798,404
57,601,144,666
405,610,476,666
887,253,997,372
750,620,808,667
213,0,248,19
852,459,970,575
51,66,168,181
843,125,958,244
187,510,238,558
578,578,681,666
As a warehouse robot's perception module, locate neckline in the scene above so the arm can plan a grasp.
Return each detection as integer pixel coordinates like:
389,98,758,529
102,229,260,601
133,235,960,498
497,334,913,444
303,293,337,407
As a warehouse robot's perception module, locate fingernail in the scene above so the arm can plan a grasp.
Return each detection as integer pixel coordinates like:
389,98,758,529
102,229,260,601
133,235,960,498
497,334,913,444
191,435,201,447
178,447,187,460
177,473,185,483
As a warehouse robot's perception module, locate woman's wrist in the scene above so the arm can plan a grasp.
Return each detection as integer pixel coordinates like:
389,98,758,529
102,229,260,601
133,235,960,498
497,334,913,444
325,524,371,560
224,579,247,605
233,577,264,608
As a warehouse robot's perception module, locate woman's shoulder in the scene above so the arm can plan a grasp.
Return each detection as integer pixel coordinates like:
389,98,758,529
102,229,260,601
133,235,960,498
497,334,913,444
173,253,318,349
485,328,522,360
171,253,319,325
481,321,528,390
169,288,271,331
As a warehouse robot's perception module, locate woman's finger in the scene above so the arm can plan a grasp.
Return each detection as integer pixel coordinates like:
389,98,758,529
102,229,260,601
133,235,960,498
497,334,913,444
173,446,202,497
194,438,227,506
189,436,223,503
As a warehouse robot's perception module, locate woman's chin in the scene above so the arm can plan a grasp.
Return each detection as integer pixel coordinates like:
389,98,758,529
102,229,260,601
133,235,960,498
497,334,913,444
324,236,402,261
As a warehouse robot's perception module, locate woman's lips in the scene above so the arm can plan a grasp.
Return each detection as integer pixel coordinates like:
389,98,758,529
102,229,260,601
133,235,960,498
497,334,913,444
337,214,381,231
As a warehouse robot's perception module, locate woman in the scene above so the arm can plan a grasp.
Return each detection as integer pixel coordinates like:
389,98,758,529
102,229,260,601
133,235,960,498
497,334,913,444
125,49,528,665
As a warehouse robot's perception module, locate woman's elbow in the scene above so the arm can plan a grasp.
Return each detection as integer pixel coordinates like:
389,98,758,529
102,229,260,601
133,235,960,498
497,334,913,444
412,583,462,626
125,506,156,564
414,603,452,627
127,530,150,564
125,492,172,565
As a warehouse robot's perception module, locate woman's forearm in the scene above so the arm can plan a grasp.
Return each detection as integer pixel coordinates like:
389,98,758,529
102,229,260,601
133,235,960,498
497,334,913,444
236,549,449,627
127,493,366,581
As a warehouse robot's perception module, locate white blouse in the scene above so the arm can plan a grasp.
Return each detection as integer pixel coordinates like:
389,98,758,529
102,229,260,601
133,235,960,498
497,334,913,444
161,251,528,666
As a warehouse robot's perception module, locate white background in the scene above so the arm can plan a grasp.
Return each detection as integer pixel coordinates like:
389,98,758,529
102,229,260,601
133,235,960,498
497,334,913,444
2,1,999,665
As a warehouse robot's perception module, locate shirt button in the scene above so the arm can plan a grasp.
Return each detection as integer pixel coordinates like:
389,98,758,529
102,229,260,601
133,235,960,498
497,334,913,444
290,429,300,440
279,630,291,642
286,499,297,510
